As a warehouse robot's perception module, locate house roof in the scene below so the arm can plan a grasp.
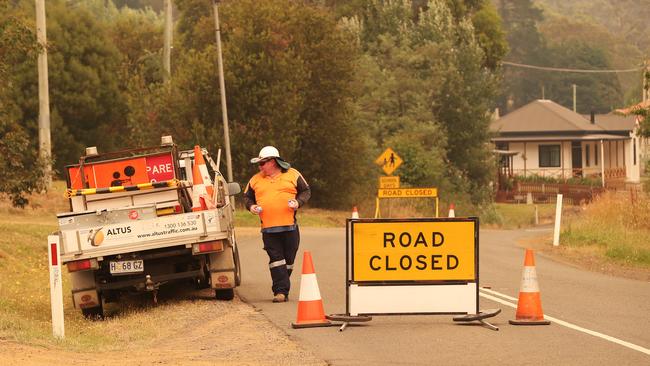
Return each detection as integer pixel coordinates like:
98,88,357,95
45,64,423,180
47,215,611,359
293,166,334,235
581,113,636,131
491,134,628,142
615,99,650,115
491,100,605,134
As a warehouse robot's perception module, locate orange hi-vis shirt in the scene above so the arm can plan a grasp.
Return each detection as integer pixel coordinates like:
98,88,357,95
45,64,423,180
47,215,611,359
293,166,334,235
244,168,310,231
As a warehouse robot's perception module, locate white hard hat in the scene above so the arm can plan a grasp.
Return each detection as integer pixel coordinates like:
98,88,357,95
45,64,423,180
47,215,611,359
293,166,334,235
250,146,280,163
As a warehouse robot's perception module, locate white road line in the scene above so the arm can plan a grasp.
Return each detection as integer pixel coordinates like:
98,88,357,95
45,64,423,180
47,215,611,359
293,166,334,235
479,288,650,356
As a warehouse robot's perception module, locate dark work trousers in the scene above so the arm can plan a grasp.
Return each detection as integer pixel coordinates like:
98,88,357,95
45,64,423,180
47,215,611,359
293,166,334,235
262,228,300,296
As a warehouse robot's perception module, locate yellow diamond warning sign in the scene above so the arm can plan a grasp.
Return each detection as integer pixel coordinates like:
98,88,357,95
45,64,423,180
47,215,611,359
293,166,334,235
375,148,402,176
351,219,477,282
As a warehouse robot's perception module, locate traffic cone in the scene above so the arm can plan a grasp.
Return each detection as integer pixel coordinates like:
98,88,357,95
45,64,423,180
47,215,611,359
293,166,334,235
291,251,332,329
351,206,359,219
448,203,455,218
191,145,214,211
509,249,551,325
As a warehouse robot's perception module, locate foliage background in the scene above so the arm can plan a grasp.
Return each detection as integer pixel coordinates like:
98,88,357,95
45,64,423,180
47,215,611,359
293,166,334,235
1,0,648,208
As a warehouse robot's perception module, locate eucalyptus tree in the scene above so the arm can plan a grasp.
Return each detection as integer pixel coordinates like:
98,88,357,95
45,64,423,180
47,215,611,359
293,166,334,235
352,0,501,203
0,0,46,206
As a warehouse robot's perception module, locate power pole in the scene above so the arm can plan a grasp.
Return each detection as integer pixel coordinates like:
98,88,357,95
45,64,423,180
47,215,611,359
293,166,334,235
641,60,650,103
212,0,233,186
35,0,52,188
572,84,576,112
163,0,172,82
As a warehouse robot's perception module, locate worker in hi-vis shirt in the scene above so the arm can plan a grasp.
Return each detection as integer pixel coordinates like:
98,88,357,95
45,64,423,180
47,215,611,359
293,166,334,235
244,146,311,303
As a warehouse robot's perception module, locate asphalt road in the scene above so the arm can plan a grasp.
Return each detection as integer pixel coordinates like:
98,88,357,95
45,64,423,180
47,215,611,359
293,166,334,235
236,226,650,365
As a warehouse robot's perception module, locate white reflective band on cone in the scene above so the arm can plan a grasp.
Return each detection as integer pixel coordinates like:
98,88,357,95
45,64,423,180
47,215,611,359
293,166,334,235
520,267,540,292
298,273,322,301
199,164,211,184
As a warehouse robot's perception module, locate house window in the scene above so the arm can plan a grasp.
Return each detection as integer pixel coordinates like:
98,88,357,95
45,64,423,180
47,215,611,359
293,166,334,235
595,144,599,165
634,139,637,165
539,145,561,167
586,144,590,167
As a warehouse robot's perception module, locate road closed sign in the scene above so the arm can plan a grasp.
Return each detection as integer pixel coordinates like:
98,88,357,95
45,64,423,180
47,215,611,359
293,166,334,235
351,219,477,282
378,187,437,198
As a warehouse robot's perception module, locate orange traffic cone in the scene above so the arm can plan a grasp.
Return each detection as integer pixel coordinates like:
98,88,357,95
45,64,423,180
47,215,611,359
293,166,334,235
509,249,550,325
291,251,332,329
191,146,214,211
448,203,455,218
351,206,359,219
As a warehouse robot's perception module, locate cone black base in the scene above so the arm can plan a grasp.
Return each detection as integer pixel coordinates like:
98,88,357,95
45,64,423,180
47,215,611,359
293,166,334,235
509,319,551,325
291,320,334,329
326,314,372,322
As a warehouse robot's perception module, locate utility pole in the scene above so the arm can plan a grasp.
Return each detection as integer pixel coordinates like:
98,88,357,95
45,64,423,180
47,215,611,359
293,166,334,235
35,0,52,188
641,60,650,103
212,0,233,185
572,84,576,112
163,0,172,81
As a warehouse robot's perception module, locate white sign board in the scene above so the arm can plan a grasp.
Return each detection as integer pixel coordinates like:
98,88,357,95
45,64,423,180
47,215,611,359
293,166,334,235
346,218,479,316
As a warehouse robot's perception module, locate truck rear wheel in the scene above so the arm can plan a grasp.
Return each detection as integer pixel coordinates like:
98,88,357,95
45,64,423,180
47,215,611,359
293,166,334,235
233,242,242,286
215,288,234,301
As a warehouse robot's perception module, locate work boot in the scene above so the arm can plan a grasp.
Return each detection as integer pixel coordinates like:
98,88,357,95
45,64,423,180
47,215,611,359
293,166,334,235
272,293,287,303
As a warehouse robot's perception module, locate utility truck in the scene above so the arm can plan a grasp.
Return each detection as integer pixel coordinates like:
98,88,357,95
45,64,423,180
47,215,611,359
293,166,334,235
54,136,241,317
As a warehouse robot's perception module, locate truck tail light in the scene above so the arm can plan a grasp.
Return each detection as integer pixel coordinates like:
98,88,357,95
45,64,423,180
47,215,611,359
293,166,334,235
192,240,224,255
67,258,99,272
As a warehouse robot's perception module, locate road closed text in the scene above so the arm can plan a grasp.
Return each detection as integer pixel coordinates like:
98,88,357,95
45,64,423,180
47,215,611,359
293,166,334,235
352,220,476,282
368,232,459,271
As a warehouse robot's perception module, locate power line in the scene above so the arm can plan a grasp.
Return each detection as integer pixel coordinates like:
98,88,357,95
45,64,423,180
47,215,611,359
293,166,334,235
501,61,643,74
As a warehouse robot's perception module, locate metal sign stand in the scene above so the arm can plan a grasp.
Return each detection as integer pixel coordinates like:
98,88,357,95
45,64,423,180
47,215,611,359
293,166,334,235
452,308,501,331
375,194,439,218
326,313,372,332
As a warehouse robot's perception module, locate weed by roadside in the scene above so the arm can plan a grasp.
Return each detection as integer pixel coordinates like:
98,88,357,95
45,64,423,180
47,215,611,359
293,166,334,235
562,191,650,269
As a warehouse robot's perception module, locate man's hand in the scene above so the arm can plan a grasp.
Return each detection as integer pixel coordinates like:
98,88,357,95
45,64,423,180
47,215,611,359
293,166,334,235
288,199,299,210
250,205,262,215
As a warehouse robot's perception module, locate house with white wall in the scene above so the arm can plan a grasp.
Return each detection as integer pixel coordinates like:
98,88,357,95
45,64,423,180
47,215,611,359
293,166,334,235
490,99,643,186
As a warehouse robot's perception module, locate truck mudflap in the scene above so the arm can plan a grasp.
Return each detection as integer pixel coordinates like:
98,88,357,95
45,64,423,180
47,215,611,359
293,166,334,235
208,245,236,289
70,270,100,310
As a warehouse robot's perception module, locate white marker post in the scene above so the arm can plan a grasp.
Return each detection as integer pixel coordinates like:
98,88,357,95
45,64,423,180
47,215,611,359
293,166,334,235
47,235,64,338
553,194,563,247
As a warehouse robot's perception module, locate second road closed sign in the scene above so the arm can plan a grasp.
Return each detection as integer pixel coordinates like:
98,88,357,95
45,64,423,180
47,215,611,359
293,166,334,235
352,219,476,282
378,187,437,198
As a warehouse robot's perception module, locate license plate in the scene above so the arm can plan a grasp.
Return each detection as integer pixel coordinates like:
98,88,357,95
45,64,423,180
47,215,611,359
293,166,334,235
110,259,144,274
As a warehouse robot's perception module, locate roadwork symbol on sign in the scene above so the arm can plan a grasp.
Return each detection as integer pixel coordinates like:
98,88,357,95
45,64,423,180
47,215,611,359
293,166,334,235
375,148,402,176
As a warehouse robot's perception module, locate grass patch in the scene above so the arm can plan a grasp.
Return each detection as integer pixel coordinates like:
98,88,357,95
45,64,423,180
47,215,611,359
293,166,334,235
562,191,650,269
482,203,559,229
